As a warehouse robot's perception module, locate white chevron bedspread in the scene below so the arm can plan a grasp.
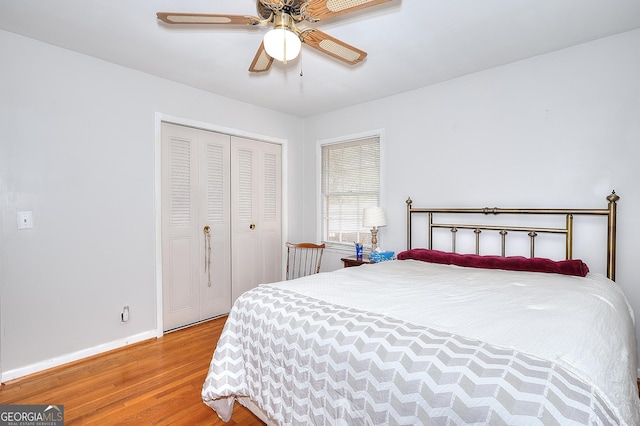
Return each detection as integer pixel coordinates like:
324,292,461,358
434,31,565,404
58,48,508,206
202,260,640,425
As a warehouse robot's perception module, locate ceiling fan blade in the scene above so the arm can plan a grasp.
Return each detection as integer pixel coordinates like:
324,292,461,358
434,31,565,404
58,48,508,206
157,12,261,25
302,29,366,65
249,42,274,73
304,0,392,21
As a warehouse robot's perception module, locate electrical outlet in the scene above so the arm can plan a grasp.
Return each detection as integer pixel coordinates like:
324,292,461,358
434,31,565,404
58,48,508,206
121,306,130,323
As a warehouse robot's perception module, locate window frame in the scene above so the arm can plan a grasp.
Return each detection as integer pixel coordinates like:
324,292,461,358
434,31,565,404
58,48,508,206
316,129,384,252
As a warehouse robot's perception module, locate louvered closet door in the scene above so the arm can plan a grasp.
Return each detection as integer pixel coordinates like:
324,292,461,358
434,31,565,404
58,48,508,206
231,137,282,302
161,123,231,331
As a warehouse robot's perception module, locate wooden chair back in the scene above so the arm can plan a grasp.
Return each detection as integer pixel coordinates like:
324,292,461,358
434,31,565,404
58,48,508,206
285,242,325,280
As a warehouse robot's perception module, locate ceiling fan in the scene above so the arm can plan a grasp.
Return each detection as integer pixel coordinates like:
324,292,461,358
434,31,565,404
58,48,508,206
157,0,392,73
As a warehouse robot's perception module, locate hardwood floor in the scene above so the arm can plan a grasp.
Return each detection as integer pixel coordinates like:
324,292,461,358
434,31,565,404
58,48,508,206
0,316,265,425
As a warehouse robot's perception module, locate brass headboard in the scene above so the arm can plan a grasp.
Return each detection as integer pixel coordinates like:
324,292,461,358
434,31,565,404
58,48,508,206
406,192,619,280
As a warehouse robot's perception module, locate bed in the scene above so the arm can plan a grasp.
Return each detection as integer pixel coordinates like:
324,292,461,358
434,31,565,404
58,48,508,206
202,192,640,425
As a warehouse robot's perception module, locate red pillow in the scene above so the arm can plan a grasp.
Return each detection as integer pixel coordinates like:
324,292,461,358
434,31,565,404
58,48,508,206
397,249,589,277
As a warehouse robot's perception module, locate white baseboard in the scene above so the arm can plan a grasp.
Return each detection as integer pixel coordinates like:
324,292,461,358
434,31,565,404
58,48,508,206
1,329,158,383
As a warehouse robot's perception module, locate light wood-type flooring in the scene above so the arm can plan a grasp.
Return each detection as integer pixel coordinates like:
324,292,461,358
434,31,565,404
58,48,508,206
0,316,264,425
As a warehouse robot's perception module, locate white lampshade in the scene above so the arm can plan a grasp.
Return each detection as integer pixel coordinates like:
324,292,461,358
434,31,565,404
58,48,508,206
263,26,301,62
363,207,387,228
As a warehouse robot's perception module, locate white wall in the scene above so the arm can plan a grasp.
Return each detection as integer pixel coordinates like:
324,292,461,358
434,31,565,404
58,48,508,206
0,30,305,379
304,30,640,359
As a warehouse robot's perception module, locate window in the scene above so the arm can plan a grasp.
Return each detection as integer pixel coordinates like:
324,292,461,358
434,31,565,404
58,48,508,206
321,135,380,248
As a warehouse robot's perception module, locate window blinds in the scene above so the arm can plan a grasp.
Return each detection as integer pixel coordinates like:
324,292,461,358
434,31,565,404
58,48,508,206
321,136,380,246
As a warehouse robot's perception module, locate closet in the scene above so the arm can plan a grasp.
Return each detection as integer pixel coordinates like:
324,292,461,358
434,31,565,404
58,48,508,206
161,122,282,331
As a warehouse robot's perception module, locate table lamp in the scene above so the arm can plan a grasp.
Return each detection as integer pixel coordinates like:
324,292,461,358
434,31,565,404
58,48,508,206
363,207,387,252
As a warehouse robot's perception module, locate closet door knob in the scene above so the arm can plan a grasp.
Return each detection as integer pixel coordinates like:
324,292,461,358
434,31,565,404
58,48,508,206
249,223,256,230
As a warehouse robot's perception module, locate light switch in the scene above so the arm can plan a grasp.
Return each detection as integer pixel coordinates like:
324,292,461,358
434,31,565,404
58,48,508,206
17,211,33,230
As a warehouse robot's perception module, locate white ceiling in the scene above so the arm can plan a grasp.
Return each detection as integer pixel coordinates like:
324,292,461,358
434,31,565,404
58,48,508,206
1,1,640,117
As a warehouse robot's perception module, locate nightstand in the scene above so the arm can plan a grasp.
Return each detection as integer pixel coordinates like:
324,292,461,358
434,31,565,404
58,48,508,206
341,255,372,268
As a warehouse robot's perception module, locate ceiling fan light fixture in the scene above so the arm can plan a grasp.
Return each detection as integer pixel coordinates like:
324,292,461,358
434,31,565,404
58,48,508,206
263,13,301,62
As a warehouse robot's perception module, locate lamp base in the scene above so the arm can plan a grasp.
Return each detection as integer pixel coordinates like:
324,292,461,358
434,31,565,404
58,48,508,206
370,227,379,252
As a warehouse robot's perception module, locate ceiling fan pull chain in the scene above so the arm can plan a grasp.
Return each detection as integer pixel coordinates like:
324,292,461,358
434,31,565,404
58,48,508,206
300,48,304,77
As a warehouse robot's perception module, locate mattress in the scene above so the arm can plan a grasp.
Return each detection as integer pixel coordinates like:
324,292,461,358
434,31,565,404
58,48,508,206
202,259,640,425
